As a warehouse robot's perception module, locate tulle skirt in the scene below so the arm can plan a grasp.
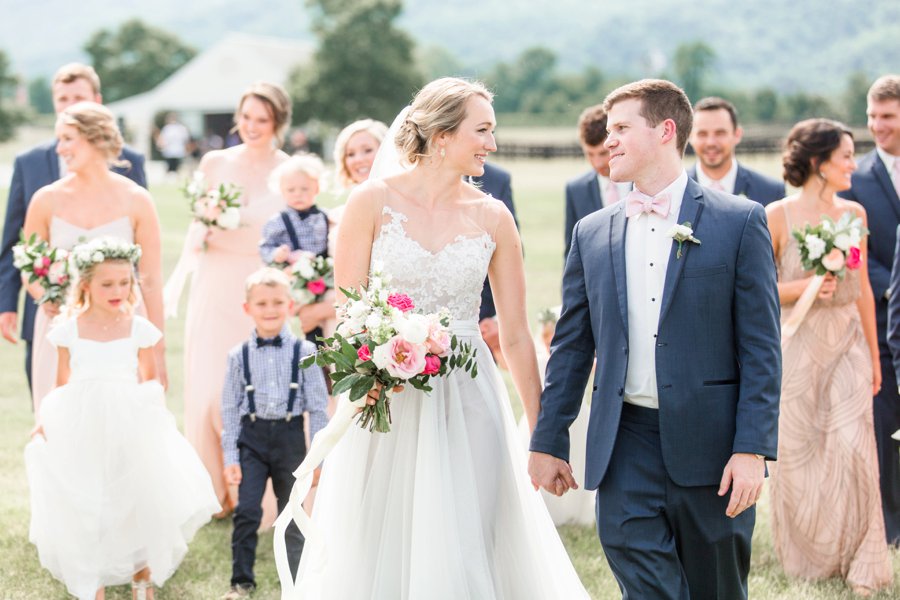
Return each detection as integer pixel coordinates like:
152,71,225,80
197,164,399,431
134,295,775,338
293,331,589,599
25,378,220,599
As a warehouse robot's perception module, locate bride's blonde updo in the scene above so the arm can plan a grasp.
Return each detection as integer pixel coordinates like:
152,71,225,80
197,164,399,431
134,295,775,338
57,102,127,167
396,77,493,165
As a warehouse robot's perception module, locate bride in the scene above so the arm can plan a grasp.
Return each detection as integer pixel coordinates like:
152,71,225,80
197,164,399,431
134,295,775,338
277,77,589,599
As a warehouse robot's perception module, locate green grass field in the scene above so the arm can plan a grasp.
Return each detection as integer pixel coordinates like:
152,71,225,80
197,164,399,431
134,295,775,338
1,155,898,598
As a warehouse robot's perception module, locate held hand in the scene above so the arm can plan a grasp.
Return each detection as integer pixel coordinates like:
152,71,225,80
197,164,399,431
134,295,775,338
30,422,45,440
817,273,837,300
527,451,579,497
872,356,883,396
718,453,765,518
0,312,18,344
311,466,322,488
364,382,404,406
42,301,61,318
224,464,242,486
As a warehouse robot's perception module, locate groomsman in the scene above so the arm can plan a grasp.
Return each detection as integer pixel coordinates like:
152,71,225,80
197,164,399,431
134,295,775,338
849,74,900,546
0,63,146,394
688,97,784,205
529,79,781,599
471,162,517,356
564,104,630,257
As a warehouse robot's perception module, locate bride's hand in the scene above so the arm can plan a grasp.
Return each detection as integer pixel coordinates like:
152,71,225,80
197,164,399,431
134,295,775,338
364,382,405,406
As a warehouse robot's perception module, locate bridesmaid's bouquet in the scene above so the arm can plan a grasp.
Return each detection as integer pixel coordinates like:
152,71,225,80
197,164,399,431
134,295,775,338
793,212,866,278
182,171,242,231
270,249,334,305
784,212,867,339
301,268,478,433
12,232,71,305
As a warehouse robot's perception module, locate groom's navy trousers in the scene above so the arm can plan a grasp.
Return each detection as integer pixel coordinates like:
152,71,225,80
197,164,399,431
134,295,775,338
598,404,753,600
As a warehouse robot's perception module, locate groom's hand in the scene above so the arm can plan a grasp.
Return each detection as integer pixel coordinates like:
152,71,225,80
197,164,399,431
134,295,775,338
718,452,765,518
528,451,579,497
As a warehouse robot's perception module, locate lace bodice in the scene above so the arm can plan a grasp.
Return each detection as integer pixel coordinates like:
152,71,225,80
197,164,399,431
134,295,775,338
370,206,496,321
47,316,162,383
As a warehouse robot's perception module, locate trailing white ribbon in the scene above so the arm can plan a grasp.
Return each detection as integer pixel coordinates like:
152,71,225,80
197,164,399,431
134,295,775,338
781,274,824,341
273,393,368,599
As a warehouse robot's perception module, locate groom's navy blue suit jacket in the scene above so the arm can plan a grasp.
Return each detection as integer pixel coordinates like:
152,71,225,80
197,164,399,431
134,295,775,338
0,140,146,343
531,178,781,490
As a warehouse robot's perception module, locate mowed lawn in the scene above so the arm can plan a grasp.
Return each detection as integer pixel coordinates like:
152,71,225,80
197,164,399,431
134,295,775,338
0,154,898,598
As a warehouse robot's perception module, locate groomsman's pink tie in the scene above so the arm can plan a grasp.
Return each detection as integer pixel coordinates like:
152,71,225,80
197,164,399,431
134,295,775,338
605,180,621,205
625,190,670,218
893,159,900,199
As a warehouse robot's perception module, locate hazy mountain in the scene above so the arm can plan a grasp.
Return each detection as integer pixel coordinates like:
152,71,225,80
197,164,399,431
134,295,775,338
1,0,897,93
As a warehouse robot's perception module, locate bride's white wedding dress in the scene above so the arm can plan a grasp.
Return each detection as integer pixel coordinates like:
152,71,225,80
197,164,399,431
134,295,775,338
289,191,589,599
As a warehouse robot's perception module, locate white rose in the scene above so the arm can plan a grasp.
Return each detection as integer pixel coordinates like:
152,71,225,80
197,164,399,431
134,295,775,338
12,246,29,269
296,259,315,280
371,342,393,370
217,207,241,229
832,233,851,251
667,223,693,239
365,312,383,331
92,251,105,263
396,314,429,344
347,300,369,320
804,235,826,260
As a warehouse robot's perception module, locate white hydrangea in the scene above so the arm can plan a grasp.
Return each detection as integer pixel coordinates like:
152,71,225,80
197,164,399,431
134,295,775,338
804,235,826,260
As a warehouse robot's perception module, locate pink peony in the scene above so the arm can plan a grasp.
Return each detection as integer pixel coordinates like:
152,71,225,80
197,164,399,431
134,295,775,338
372,335,426,379
846,246,861,270
426,324,452,357
420,354,441,376
307,278,327,295
821,247,845,272
387,293,415,312
357,345,372,362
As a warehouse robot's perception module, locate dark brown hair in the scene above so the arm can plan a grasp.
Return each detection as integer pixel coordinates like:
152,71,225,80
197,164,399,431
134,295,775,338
577,104,608,146
602,79,693,154
782,118,853,187
693,96,739,129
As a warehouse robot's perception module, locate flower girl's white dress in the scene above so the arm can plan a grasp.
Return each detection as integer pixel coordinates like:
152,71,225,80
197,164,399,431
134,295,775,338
24,316,220,600
290,193,589,599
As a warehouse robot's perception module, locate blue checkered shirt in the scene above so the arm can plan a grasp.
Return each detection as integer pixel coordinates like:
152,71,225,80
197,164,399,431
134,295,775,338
259,208,328,263
221,325,329,466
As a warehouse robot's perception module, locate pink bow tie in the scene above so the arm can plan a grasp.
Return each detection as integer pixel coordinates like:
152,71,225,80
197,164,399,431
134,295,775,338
625,190,670,218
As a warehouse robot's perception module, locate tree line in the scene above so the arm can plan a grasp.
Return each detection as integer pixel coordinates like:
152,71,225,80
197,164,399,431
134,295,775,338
0,1,876,144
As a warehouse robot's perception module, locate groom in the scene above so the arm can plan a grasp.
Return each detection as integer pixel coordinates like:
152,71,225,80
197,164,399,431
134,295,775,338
528,79,781,599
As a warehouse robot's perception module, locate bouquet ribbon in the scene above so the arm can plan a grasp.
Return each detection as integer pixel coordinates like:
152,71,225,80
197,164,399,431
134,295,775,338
272,319,481,598
781,274,825,341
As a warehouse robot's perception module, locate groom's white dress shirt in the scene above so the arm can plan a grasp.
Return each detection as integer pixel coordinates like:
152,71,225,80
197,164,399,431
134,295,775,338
623,170,688,410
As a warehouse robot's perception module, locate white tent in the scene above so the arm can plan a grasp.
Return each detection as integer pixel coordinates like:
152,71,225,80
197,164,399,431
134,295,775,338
108,32,312,156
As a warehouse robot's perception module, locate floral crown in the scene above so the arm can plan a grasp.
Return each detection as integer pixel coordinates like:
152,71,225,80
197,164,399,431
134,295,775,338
71,237,142,273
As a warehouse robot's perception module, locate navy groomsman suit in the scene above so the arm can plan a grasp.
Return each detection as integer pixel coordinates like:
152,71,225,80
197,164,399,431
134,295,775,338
847,149,900,545
471,162,517,322
0,140,146,393
687,163,784,206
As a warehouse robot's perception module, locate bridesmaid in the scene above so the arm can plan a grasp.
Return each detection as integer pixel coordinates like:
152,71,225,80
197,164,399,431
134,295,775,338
177,82,291,515
297,119,387,341
766,119,892,595
22,102,164,412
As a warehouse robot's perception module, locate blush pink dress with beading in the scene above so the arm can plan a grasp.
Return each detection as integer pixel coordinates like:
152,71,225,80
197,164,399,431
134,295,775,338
771,211,892,591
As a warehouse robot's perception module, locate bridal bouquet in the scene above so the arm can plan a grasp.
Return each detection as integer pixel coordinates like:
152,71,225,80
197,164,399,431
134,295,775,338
182,171,242,231
270,248,333,305
301,269,478,433
12,232,71,305
784,212,867,339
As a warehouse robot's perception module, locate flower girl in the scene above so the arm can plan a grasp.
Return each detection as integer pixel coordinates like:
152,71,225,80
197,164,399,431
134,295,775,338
24,237,220,600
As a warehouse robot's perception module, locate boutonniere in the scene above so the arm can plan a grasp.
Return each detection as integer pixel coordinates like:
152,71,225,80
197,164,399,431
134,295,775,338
667,222,701,259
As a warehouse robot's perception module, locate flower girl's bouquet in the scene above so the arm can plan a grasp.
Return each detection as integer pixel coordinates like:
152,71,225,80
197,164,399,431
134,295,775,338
270,249,333,305
12,232,71,305
784,212,867,338
301,269,477,433
182,171,242,234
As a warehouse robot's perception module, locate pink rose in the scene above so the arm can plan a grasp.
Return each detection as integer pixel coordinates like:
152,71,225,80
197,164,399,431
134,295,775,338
272,245,291,264
420,354,441,376
846,246,861,270
426,324,451,357
372,335,427,379
387,293,415,312
357,345,372,362
821,247,845,272
307,278,327,295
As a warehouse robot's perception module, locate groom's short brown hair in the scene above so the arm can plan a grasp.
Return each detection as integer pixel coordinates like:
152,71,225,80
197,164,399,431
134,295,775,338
602,79,693,155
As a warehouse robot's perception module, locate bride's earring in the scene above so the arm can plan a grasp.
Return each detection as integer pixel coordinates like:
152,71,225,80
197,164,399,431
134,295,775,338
440,147,445,158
